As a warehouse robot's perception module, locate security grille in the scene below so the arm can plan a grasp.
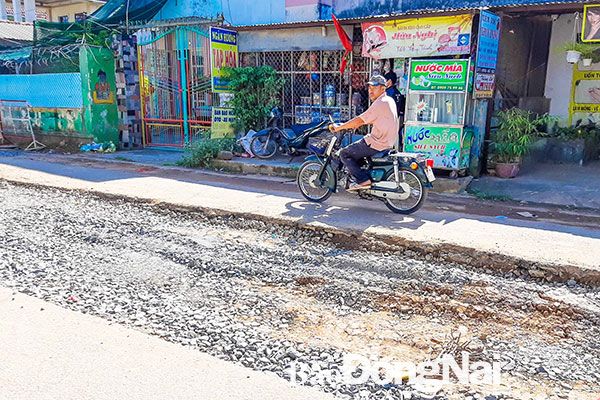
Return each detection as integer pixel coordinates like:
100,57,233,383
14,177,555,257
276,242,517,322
241,50,372,128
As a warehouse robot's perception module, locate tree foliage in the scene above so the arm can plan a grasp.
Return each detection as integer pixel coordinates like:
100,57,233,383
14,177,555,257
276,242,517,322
222,66,285,133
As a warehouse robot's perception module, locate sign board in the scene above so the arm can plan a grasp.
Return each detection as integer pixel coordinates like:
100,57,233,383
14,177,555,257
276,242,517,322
210,27,238,93
362,15,473,60
569,68,600,123
475,10,501,74
211,107,236,138
582,4,600,43
404,125,464,169
473,73,495,98
409,60,469,92
474,10,501,98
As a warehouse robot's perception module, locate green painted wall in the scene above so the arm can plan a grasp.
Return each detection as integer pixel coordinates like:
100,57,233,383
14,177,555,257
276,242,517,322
79,46,119,144
31,108,86,136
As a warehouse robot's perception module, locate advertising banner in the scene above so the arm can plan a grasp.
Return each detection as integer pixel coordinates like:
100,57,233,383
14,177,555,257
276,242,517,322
404,125,463,169
409,59,469,92
473,10,500,98
582,4,600,43
211,107,236,138
210,27,238,93
569,68,600,123
473,73,495,98
475,10,501,74
362,15,473,60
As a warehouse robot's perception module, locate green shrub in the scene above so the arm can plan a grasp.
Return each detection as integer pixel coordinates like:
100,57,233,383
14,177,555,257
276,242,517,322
177,138,236,168
492,108,558,163
552,122,600,141
222,66,285,133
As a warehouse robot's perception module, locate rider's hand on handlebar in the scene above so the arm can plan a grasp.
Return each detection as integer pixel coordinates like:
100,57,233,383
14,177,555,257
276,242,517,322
329,123,342,133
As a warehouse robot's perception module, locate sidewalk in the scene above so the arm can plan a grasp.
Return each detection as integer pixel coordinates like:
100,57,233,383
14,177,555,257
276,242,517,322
0,287,333,400
1,151,599,285
470,161,600,210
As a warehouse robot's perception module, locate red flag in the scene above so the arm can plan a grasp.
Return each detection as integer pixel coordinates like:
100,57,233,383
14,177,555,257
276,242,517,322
332,13,353,74
332,13,352,52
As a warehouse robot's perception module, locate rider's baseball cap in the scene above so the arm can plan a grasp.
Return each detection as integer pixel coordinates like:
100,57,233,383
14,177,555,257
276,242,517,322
366,74,387,86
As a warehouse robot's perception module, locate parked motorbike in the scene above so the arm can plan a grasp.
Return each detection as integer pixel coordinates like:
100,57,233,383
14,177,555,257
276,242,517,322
251,108,329,159
296,118,436,214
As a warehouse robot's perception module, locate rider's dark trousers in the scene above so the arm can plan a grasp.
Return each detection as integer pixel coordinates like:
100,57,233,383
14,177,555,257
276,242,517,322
339,139,379,184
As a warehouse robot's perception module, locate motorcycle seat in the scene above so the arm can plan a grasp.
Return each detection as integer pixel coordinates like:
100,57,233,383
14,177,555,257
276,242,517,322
369,150,390,164
290,121,320,136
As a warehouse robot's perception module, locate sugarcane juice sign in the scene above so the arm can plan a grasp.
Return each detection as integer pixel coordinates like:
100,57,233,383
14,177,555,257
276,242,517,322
409,60,468,91
210,27,238,93
404,125,462,169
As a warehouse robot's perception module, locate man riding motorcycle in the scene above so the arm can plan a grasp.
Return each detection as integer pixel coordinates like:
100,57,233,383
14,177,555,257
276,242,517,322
330,74,399,191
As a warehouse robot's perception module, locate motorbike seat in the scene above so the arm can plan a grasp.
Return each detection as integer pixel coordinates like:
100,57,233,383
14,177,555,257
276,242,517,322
368,149,391,165
290,121,320,136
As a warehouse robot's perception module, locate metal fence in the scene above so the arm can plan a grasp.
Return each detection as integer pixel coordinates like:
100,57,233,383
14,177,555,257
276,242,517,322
139,26,218,149
241,50,372,128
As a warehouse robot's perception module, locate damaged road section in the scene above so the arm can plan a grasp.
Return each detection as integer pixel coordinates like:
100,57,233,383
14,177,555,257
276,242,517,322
0,183,599,399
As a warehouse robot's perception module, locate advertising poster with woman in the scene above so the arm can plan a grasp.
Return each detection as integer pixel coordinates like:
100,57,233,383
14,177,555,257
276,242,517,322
582,4,600,42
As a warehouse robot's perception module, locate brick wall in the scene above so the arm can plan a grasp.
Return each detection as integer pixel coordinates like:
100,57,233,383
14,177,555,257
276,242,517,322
112,33,142,149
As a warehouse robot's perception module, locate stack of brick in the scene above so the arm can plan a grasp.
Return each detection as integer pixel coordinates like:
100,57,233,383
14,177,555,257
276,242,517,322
112,33,142,149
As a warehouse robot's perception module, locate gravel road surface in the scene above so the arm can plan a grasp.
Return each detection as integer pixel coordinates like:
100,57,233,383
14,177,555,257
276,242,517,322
1,182,599,400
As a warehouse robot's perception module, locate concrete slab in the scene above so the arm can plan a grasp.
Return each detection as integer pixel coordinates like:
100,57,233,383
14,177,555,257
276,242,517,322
0,287,334,400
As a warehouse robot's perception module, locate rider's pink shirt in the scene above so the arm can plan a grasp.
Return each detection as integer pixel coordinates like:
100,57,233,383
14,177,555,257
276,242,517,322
359,93,399,151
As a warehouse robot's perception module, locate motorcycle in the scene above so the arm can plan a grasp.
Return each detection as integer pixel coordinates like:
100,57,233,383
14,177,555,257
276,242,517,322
296,118,436,214
251,108,329,159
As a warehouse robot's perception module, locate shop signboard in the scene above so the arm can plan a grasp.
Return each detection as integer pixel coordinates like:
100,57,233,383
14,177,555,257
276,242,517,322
582,4,600,43
409,60,469,92
473,73,495,98
404,125,463,169
210,27,238,93
475,10,501,74
473,10,501,98
211,107,236,138
569,69,600,124
362,15,473,60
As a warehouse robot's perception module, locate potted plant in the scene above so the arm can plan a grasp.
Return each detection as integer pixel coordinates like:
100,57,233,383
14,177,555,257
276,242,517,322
559,42,600,65
551,122,600,164
492,108,557,178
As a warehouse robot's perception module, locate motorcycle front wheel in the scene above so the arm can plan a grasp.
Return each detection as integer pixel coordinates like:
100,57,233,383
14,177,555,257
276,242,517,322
297,161,334,203
250,135,277,159
382,169,428,214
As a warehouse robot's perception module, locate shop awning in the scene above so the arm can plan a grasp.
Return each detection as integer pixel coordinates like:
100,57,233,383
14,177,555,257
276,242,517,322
233,0,590,31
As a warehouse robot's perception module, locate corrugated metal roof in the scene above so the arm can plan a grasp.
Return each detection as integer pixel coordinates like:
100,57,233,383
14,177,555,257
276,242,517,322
0,20,34,42
233,0,588,30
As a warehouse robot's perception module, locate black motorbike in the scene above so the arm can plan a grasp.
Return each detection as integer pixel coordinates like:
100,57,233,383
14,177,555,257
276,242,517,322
251,108,329,159
296,118,436,214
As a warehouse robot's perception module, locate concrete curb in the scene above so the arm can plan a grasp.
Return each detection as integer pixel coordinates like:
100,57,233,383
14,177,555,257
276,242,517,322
211,159,299,179
5,179,600,287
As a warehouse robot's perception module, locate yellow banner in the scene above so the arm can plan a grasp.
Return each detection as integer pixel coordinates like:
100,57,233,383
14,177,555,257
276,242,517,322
569,66,600,124
362,15,473,60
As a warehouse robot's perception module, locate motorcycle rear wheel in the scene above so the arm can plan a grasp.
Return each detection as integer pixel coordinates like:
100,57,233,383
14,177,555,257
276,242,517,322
382,169,428,214
250,135,277,159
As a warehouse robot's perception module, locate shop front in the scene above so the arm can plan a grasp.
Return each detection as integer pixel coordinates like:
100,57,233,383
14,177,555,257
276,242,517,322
361,12,500,177
237,25,372,128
